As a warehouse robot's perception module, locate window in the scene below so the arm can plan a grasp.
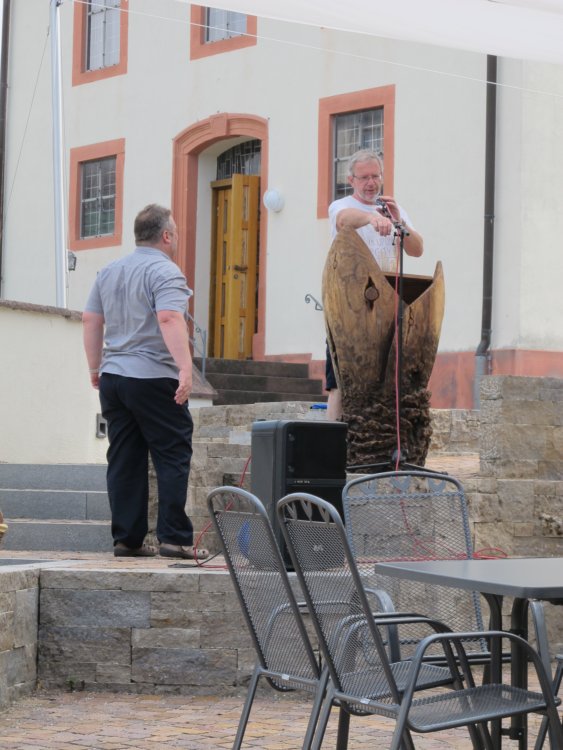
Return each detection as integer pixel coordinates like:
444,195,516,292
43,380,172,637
333,108,384,199
190,5,257,60
317,85,395,218
86,0,121,71
72,0,128,86
205,8,246,42
69,139,125,251
80,157,117,238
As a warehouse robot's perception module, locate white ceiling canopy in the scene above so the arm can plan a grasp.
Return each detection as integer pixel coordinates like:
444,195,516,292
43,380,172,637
196,0,563,65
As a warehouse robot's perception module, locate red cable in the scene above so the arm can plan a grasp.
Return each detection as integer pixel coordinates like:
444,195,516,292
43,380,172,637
193,454,252,568
393,237,402,471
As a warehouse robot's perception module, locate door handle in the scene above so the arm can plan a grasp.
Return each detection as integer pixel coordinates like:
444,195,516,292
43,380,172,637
233,264,248,272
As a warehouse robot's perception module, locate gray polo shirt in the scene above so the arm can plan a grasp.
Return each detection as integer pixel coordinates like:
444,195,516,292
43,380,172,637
84,247,193,379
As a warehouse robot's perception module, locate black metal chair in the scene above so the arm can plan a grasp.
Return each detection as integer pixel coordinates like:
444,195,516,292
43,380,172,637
277,492,563,750
530,600,563,750
342,471,491,664
207,486,334,749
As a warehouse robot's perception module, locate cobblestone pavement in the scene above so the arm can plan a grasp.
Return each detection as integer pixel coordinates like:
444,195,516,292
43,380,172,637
0,687,516,750
1,680,548,750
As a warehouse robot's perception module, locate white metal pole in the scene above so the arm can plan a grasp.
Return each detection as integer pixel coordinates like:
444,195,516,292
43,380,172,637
50,0,67,308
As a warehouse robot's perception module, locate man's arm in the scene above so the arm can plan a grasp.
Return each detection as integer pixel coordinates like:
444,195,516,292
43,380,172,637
157,309,193,404
82,311,105,389
336,207,394,237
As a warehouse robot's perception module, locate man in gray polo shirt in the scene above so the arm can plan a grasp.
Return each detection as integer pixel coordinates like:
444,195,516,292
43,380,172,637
83,204,208,560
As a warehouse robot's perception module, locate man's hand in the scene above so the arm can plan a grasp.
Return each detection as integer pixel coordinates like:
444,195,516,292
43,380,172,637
377,195,401,223
175,366,192,404
369,211,394,236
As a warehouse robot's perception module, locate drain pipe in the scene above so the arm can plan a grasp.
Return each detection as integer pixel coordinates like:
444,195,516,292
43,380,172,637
0,0,12,297
474,55,497,409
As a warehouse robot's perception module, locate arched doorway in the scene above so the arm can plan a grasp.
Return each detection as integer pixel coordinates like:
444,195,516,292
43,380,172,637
172,114,269,360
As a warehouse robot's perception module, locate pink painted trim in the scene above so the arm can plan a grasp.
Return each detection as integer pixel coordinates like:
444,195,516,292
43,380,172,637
172,114,268,360
317,85,395,219
68,139,125,252
72,0,129,87
190,5,257,60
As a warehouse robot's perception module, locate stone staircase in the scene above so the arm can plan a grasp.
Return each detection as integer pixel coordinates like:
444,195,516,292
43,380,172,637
0,464,111,552
194,358,327,405
0,403,479,554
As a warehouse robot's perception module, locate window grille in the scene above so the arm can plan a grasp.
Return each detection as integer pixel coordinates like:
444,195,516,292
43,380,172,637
86,0,120,71
205,8,247,43
80,156,117,239
216,140,261,180
333,108,384,199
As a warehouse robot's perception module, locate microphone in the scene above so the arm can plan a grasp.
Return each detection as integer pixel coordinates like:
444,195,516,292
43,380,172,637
375,198,410,237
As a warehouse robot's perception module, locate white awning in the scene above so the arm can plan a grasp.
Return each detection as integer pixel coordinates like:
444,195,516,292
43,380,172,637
196,0,563,65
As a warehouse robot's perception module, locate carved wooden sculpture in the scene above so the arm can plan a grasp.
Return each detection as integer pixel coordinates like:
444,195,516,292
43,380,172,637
322,227,444,467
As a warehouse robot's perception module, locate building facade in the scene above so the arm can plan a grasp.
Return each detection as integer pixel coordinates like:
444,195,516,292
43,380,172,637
3,0,563,414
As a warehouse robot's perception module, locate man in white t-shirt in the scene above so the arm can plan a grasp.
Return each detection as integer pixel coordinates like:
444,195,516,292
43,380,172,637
325,149,424,420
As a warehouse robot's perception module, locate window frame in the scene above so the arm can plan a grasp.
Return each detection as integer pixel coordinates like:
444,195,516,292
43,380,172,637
69,139,125,251
72,0,129,86
190,5,257,60
317,85,395,219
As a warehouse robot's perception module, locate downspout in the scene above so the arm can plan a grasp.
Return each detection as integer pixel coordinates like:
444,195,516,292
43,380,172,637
474,54,497,409
0,0,12,297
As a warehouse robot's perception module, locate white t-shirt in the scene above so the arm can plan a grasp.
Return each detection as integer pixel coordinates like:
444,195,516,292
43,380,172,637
328,194,413,272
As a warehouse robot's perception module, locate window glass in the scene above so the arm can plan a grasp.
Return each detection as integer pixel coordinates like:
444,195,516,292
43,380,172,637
333,108,384,199
87,0,121,71
80,156,117,238
205,8,247,43
216,140,261,179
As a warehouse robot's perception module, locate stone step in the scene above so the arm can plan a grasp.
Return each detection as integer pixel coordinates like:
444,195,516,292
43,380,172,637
0,489,110,521
202,372,325,395
212,390,327,406
0,464,107,491
194,357,310,378
1,519,112,552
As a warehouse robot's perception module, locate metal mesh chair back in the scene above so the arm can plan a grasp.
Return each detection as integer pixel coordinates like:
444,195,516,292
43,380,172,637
276,493,451,715
343,471,485,657
277,493,563,750
207,487,320,692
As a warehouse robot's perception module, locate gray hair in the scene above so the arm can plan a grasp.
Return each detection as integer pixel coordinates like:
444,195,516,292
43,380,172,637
134,204,173,244
347,149,384,178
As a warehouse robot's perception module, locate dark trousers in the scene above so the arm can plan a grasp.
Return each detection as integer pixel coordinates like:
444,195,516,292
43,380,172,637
99,373,194,548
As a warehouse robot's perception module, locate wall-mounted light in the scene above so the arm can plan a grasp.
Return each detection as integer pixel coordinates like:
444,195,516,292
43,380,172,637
67,251,77,271
263,189,284,213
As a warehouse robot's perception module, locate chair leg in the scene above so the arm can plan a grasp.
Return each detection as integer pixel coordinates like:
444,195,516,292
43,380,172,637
335,708,350,750
302,670,331,750
534,657,563,750
310,692,334,750
232,666,261,749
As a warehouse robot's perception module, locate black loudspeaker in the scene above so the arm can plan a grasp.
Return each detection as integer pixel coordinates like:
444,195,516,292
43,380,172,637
250,419,348,568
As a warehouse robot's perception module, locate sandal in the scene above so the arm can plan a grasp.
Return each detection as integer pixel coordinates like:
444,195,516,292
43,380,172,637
114,543,158,557
159,543,209,560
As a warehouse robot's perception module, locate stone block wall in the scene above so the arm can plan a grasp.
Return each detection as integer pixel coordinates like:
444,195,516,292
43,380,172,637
469,375,563,652
0,570,39,708
37,567,254,695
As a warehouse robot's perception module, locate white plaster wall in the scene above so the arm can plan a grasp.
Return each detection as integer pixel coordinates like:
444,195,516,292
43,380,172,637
0,307,107,464
4,2,563,364
493,58,563,351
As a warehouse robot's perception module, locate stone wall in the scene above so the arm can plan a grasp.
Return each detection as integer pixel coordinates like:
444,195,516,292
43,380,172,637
0,570,39,708
37,567,254,695
469,375,563,652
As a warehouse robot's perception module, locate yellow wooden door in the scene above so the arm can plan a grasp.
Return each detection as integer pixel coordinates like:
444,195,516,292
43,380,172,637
211,174,260,359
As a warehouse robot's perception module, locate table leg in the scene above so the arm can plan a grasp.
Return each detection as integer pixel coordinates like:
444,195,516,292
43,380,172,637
510,597,529,750
483,594,504,750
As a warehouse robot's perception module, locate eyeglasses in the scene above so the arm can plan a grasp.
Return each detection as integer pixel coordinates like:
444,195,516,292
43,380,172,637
352,173,383,183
